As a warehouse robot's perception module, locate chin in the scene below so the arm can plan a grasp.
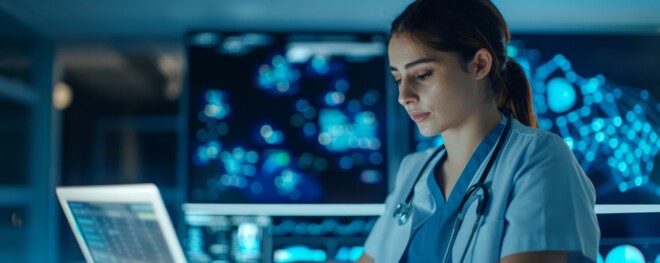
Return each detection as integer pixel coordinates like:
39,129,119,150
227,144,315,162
416,125,442,137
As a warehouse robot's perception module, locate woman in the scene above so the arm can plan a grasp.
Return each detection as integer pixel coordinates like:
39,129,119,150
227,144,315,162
358,0,600,262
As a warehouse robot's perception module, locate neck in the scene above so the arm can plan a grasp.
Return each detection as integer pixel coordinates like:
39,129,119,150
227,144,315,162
441,104,502,174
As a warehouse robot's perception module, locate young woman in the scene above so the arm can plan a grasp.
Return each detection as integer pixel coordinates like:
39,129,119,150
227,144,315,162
358,1,599,262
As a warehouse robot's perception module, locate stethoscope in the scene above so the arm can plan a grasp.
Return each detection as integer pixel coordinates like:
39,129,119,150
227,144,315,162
392,110,513,263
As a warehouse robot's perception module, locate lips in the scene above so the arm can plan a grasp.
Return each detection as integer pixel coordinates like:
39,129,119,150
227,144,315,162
409,111,430,122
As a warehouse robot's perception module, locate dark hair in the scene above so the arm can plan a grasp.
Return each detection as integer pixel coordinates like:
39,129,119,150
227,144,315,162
390,0,538,127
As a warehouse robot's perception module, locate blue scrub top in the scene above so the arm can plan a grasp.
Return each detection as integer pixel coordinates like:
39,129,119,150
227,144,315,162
403,122,504,262
363,114,600,263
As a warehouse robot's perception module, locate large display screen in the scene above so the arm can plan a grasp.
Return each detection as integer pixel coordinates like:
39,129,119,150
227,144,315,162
186,32,388,203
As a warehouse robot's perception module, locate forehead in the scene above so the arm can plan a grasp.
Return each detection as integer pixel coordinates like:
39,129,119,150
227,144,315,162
388,34,453,68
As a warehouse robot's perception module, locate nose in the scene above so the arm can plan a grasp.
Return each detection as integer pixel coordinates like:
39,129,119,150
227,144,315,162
397,79,418,106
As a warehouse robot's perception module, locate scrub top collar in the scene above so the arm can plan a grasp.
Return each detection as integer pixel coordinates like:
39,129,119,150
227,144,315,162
403,113,507,262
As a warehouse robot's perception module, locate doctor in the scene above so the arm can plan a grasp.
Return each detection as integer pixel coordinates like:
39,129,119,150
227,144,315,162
358,0,600,262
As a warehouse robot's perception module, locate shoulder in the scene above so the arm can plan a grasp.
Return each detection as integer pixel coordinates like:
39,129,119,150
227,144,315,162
507,119,573,158
505,119,586,182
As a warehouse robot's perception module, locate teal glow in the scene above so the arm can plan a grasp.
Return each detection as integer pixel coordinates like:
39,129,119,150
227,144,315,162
263,151,291,174
507,45,518,57
274,246,327,263
605,245,645,263
546,78,576,113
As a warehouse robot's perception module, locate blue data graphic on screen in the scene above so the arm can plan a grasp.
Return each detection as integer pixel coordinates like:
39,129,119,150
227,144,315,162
597,212,660,263
186,32,388,203
68,202,174,263
413,35,660,204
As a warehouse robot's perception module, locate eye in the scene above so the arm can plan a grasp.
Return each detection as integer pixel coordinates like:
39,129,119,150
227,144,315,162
416,72,432,81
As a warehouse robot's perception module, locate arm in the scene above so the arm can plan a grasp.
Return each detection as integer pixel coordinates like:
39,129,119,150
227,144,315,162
355,252,375,263
500,251,568,263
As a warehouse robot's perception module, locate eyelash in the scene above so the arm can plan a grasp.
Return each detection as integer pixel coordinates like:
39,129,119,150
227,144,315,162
416,72,432,81
393,72,432,86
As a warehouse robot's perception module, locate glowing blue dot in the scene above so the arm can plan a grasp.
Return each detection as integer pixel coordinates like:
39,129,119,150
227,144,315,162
593,92,603,103
311,56,330,74
605,94,615,103
643,123,651,133
626,153,634,164
619,183,628,193
585,151,595,162
605,245,644,263
580,107,591,116
595,132,605,142
634,104,643,115
564,137,575,150
369,152,383,165
613,116,623,127
362,90,380,106
556,116,567,127
647,162,654,172
634,149,642,158
325,92,345,106
246,151,259,164
614,149,624,159
604,125,615,136
641,90,650,100
566,72,577,82
620,142,630,152
507,45,518,57
546,78,576,114
609,138,619,148
567,112,579,122
619,162,628,172
334,79,349,92
577,141,587,151
579,126,590,136
243,165,257,176
303,123,317,136
598,253,604,263
612,88,623,99
627,130,636,140
360,170,382,184
339,157,353,170
592,119,605,131
607,157,617,167
296,99,310,112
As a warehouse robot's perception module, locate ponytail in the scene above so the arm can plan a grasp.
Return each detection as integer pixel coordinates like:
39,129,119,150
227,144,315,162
495,58,538,128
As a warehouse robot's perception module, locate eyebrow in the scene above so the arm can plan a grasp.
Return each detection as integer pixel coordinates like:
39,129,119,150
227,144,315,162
389,57,437,71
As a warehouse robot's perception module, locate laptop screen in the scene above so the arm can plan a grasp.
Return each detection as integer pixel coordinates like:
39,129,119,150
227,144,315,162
57,184,186,263
67,201,176,263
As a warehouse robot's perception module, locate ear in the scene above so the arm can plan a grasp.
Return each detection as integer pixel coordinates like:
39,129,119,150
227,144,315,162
471,48,492,80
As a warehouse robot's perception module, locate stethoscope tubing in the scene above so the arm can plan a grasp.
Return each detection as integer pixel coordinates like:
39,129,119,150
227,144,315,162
393,110,513,263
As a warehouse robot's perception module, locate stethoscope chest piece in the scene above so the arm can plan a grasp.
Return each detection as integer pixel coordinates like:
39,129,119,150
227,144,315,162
394,202,413,225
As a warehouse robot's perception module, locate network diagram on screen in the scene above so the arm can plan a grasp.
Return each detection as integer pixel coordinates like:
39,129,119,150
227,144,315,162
414,37,660,205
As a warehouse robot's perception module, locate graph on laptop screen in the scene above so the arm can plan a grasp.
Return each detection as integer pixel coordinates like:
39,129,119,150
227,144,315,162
185,32,389,204
68,202,175,263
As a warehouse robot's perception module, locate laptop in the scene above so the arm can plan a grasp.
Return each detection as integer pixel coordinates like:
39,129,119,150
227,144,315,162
56,184,187,263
